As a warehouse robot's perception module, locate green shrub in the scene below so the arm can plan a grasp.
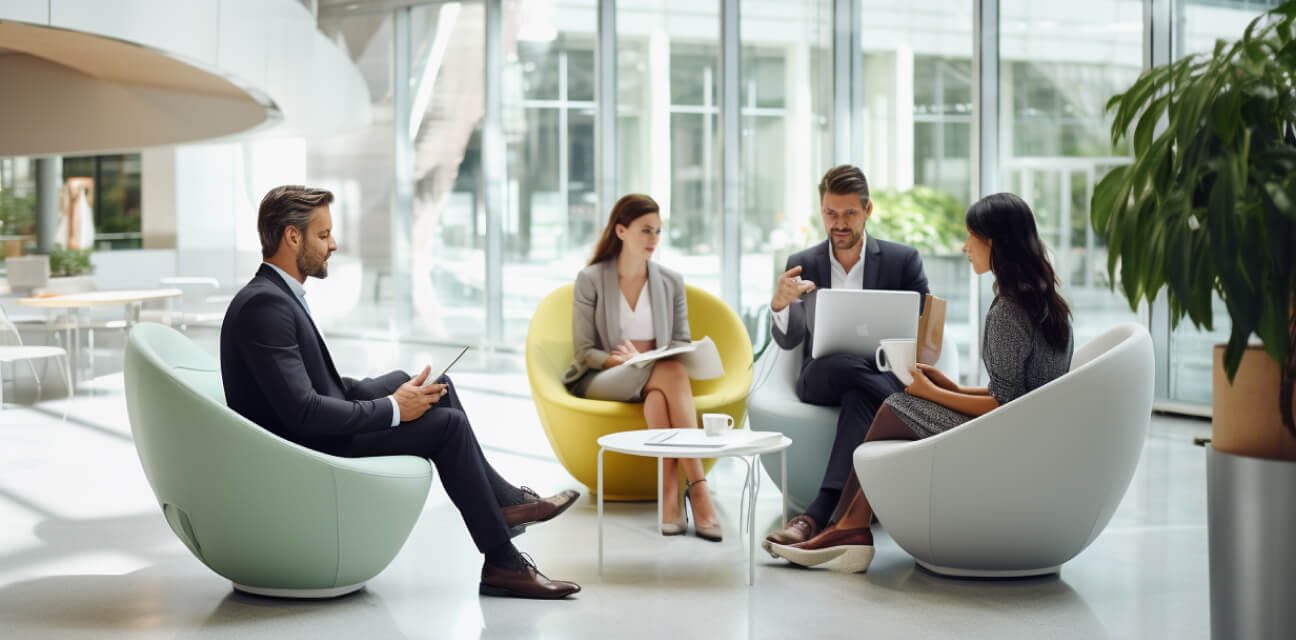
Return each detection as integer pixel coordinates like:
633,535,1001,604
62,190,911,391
867,186,966,254
48,245,93,277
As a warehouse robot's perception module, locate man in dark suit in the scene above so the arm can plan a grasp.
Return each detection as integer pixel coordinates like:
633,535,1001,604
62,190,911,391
762,165,929,552
221,185,581,599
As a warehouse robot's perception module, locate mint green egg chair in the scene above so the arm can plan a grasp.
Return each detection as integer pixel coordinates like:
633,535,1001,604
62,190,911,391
123,323,432,598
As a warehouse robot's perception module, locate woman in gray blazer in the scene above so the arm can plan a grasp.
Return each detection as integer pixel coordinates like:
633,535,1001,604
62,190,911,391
562,194,721,541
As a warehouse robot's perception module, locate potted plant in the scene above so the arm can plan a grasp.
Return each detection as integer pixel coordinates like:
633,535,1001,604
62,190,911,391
44,245,95,294
1091,3,1296,637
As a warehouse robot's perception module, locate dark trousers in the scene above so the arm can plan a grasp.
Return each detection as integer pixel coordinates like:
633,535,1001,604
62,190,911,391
333,376,514,555
796,353,905,494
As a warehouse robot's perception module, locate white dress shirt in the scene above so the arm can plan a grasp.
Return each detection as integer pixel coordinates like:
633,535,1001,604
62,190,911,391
619,281,654,341
264,263,401,427
771,232,867,335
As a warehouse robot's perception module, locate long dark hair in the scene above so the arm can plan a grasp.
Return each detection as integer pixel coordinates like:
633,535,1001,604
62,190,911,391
966,193,1072,350
589,194,660,265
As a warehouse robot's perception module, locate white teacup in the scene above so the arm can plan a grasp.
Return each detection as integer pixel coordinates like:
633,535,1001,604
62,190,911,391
875,338,917,386
702,413,735,437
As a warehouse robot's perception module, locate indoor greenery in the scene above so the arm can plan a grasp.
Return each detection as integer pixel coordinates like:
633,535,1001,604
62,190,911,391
1092,2,1296,433
869,186,966,254
48,245,93,277
0,189,36,235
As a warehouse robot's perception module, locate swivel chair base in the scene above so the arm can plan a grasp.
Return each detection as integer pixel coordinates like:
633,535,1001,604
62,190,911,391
915,560,1060,579
232,581,367,599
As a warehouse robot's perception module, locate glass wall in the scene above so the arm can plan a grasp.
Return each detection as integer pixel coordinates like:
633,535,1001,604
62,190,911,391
741,0,833,334
999,0,1143,359
618,1,722,298
0,158,36,259
216,0,1286,410
0,154,141,261
310,4,490,340
501,1,598,343
860,1,975,376
1164,0,1282,405
63,154,143,251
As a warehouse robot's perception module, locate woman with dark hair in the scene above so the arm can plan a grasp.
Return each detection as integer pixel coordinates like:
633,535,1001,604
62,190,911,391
562,194,722,541
768,192,1074,572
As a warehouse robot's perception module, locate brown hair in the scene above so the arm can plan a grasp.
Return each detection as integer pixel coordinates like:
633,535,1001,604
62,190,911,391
588,194,660,265
817,164,871,207
257,185,334,258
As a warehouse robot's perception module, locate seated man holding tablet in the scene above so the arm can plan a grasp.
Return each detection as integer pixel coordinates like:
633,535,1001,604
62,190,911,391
763,165,929,553
222,186,581,599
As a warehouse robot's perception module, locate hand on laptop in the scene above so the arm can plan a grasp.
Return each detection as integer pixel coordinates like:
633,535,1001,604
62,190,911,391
771,265,817,311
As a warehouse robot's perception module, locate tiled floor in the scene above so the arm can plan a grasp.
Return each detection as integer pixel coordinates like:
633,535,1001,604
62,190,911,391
0,329,1214,639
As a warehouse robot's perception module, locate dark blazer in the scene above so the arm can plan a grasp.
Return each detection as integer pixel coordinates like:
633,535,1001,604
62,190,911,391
771,236,930,363
221,264,408,453
563,260,691,388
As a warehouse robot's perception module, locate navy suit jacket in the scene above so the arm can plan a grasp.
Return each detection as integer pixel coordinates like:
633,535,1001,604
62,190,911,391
220,264,407,453
771,237,930,363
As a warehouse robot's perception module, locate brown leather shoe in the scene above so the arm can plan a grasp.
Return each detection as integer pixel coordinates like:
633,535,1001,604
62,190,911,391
502,488,580,529
769,526,875,573
479,555,581,600
761,514,819,556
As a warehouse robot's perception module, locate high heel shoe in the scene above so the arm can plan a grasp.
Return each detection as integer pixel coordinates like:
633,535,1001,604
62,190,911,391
685,479,723,542
661,486,686,536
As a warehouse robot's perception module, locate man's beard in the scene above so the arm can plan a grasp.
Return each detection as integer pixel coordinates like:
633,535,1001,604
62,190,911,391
830,228,862,251
297,245,329,279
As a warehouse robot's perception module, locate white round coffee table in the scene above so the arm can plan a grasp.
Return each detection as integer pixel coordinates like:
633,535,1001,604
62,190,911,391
596,428,792,586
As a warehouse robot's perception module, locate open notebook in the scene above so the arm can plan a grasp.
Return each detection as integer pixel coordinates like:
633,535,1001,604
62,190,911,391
643,429,782,450
623,336,724,380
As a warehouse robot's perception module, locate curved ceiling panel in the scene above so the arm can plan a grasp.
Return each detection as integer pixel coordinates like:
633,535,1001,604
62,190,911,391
0,21,278,155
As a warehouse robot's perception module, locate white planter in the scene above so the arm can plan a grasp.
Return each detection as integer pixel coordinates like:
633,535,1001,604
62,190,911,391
42,275,95,295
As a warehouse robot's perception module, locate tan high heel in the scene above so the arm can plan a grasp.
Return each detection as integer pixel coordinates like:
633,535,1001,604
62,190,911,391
686,479,722,542
662,483,686,536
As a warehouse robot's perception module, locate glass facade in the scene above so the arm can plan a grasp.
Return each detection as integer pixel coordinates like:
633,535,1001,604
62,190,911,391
861,0,974,374
0,154,142,258
742,0,833,337
998,0,1143,359
2,0,1282,411
1164,0,1282,405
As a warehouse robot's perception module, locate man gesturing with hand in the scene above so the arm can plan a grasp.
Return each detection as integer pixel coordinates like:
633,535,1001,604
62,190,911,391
762,166,929,555
222,185,582,600
771,264,818,312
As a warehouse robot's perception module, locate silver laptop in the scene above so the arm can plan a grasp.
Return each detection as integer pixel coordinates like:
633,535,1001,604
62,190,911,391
810,289,921,360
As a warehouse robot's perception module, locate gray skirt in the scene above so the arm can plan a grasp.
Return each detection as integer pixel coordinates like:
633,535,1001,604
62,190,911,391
571,363,656,402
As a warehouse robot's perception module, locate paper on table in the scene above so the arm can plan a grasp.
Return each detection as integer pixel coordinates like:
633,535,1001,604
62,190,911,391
644,429,782,450
624,336,724,380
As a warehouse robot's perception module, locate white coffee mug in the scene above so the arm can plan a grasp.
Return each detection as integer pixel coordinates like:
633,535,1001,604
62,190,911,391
702,413,735,437
875,338,917,386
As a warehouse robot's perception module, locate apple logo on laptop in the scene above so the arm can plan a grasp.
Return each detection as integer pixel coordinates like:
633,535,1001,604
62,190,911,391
855,323,870,337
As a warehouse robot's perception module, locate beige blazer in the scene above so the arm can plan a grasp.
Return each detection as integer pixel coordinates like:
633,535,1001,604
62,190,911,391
562,259,692,388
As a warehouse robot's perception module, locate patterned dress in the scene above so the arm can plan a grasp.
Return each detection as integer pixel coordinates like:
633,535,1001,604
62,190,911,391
886,297,1074,438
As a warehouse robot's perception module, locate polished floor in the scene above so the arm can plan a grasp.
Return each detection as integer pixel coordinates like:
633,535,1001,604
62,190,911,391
0,329,1213,639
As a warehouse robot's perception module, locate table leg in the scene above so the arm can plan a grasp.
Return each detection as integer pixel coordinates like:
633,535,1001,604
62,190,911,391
70,309,81,389
598,447,605,577
781,448,788,525
657,455,663,536
748,455,757,586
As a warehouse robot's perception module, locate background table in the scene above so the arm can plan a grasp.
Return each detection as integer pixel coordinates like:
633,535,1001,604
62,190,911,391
17,288,183,386
596,428,792,585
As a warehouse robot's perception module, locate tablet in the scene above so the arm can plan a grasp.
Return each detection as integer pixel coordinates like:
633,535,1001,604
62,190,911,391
422,345,469,386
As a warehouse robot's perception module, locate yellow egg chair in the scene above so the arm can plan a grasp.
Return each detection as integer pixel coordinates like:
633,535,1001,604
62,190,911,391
527,284,753,501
